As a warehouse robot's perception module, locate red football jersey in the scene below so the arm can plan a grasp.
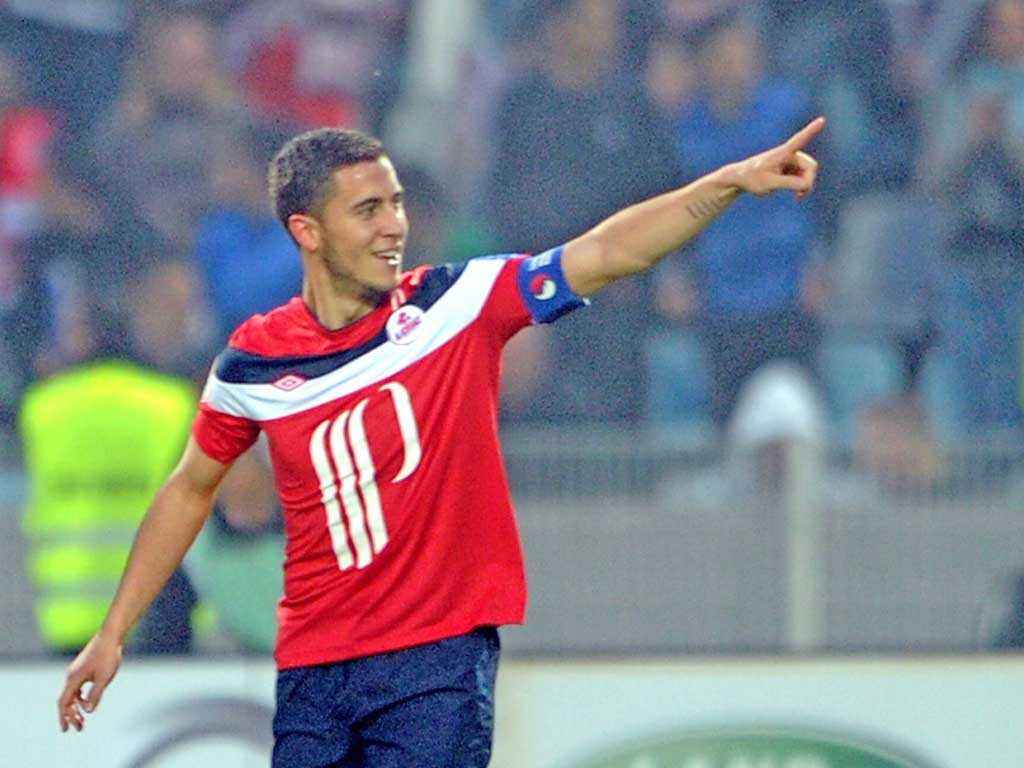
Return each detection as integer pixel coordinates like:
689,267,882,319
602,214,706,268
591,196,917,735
193,250,585,668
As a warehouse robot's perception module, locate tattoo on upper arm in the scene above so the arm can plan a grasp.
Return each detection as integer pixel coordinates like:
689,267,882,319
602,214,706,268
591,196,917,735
685,192,732,222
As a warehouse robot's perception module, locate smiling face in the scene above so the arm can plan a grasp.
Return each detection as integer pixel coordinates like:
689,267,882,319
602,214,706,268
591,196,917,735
290,156,408,300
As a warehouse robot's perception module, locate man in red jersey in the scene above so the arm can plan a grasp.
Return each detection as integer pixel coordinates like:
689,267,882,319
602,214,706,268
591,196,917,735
58,117,823,766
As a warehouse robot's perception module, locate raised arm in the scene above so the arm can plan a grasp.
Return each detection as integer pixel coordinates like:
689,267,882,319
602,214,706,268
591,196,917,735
562,117,824,297
57,437,233,732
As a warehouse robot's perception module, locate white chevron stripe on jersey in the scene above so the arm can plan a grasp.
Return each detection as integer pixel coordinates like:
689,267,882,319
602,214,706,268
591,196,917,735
309,419,356,570
201,258,505,422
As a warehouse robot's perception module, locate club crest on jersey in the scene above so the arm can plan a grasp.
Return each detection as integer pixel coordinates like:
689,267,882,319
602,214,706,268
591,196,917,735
386,305,425,345
272,373,307,392
529,273,556,301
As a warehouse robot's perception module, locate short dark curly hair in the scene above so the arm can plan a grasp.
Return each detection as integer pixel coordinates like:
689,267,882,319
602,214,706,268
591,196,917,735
268,127,386,232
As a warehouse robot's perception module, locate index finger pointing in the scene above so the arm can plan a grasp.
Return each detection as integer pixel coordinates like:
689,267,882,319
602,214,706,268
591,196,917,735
784,116,826,152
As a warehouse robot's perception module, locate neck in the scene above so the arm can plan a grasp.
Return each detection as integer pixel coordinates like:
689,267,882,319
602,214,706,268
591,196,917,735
301,261,385,331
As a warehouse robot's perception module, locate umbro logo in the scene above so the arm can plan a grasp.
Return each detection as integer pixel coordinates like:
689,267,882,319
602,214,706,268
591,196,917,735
272,373,307,391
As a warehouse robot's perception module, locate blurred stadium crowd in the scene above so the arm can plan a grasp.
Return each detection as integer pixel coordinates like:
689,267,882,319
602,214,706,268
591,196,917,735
3,0,1024,445
5,0,1024,655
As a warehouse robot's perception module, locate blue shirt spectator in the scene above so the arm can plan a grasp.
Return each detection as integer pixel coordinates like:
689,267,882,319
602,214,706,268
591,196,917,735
919,0,1024,436
195,210,300,338
195,121,302,341
674,78,815,320
659,14,823,428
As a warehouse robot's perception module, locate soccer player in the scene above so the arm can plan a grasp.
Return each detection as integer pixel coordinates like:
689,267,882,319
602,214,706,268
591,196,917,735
57,117,824,766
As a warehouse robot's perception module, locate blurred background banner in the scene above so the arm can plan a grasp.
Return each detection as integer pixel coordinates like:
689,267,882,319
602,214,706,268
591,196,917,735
5,0,1024,762
7,656,1024,766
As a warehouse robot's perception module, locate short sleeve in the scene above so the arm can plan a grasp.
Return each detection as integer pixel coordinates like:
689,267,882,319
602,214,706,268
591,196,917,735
476,246,589,341
192,403,260,464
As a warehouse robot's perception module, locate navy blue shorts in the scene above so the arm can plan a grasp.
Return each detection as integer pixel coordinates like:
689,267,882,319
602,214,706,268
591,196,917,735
272,627,500,767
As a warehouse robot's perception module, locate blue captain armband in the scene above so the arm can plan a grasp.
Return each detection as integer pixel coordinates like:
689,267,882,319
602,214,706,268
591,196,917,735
517,245,590,324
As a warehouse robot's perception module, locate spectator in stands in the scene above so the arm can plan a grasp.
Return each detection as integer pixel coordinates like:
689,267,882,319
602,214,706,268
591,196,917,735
0,45,59,424
0,1,130,143
125,256,214,383
728,361,825,502
639,30,712,431
762,1,931,441
196,119,302,342
920,0,1024,435
664,12,824,429
0,46,58,247
22,122,185,452
853,393,945,490
763,0,921,231
658,360,825,507
485,0,678,424
19,262,206,655
221,0,410,134
88,6,243,250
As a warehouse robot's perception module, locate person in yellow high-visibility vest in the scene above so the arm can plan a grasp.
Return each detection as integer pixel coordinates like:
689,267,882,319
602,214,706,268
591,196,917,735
20,357,197,654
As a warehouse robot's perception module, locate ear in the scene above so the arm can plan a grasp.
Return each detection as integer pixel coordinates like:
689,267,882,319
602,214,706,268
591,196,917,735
287,214,320,252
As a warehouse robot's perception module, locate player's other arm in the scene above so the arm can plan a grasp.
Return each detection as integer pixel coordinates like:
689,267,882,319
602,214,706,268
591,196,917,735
561,117,824,297
57,437,232,732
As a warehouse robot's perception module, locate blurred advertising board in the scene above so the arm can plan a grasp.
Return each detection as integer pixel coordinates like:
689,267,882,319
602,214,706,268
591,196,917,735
4,655,1021,767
